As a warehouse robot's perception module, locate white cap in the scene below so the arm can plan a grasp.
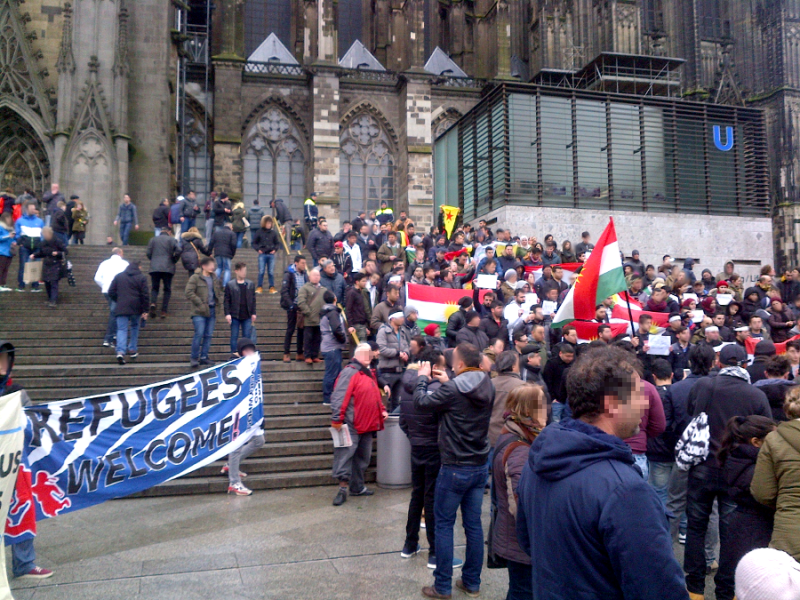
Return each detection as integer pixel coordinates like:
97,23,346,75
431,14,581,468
735,325,750,332
389,275,402,284
705,326,719,333
389,312,405,321
505,269,518,280
669,315,681,323
735,548,800,600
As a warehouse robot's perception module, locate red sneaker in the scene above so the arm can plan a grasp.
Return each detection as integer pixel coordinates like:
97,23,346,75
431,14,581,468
19,566,53,580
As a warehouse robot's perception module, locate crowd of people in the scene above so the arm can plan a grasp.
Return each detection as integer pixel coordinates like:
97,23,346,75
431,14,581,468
4,186,800,598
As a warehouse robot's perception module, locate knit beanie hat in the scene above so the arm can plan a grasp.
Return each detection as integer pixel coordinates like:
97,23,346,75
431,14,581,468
735,548,800,600
423,324,439,336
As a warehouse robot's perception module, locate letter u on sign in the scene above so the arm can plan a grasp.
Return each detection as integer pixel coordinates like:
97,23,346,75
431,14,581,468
713,125,734,152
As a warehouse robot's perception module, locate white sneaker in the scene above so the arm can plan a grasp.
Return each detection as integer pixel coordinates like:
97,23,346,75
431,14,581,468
227,483,252,496
0,286,10,292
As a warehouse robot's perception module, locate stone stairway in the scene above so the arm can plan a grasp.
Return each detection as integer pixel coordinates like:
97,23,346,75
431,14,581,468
0,243,373,495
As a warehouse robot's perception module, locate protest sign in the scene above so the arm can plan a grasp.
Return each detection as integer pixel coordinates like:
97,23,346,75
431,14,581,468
0,391,26,600
13,356,263,526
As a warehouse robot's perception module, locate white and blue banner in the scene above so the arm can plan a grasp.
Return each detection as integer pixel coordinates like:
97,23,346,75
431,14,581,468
17,355,263,522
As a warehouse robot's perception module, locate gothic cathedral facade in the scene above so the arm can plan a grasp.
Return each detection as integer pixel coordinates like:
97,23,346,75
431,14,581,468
2,0,800,263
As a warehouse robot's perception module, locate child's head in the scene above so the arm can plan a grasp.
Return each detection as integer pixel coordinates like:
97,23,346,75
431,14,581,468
718,415,776,466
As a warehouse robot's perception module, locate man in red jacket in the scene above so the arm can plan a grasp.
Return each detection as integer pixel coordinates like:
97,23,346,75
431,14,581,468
330,343,388,506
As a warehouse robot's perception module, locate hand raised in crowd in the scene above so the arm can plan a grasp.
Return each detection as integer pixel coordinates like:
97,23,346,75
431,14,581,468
431,367,449,383
418,361,432,378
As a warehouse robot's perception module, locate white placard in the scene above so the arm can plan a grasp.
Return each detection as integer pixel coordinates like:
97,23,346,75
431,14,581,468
542,300,558,315
716,293,733,306
647,335,671,356
476,274,498,289
683,293,698,303
692,310,704,323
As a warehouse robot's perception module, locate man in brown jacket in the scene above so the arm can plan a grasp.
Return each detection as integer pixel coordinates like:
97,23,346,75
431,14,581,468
185,257,224,367
377,231,405,274
297,267,326,363
490,351,526,446
370,283,402,332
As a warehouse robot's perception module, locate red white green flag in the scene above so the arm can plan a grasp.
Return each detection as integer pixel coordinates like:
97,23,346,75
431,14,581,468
406,283,490,332
552,218,627,328
573,321,629,343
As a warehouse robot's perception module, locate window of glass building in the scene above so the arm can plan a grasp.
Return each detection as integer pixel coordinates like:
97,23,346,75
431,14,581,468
338,0,364,59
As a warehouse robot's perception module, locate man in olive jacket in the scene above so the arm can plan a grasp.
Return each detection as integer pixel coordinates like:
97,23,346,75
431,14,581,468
297,268,327,364
186,257,224,367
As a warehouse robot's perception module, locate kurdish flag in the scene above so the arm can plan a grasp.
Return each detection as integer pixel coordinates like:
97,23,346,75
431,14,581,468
552,218,627,328
406,283,490,332
611,292,671,331
574,321,628,344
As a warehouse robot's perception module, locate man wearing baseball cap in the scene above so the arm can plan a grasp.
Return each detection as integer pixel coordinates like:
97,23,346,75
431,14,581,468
684,343,772,600
376,310,411,410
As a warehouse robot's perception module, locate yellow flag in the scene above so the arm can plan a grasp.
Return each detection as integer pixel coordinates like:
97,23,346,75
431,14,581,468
440,205,460,239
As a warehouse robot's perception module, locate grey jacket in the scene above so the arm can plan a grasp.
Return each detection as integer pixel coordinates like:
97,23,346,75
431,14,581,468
320,304,347,353
146,234,179,275
376,323,410,372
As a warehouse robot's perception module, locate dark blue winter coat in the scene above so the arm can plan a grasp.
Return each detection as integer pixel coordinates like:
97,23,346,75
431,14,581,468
516,418,688,600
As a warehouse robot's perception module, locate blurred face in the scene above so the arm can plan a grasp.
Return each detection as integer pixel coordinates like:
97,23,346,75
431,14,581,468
26,203,36,215
296,258,307,272
235,266,247,279
532,326,545,343
324,263,336,275
0,352,9,377
410,340,421,355
564,329,578,344
678,329,691,344
608,373,645,439
713,314,725,327
639,318,652,333
515,335,528,349
123,194,131,204
600,328,614,342
595,306,607,321
491,339,505,354
750,317,762,331
736,329,751,342
560,351,575,364
527,352,542,368
320,221,328,232
387,288,399,303
787,346,800,365
308,269,320,284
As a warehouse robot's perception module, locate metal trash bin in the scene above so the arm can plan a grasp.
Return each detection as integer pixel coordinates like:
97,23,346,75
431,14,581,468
376,415,412,489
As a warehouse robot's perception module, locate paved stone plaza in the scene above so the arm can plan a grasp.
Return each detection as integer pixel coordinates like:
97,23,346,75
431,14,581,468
5,485,716,600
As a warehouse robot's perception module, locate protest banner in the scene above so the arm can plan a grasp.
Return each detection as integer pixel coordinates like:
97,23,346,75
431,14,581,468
0,391,26,600
7,355,263,533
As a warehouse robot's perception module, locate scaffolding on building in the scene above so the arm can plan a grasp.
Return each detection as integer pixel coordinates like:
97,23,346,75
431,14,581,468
173,0,212,201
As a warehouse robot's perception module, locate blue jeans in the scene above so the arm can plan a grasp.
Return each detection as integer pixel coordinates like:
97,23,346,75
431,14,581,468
433,464,488,595
103,293,117,344
55,231,69,247
550,401,566,423
649,460,673,508
181,218,195,234
506,559,533,600
215,256,231,287
322,349,342,404
191,307,216,360
230,318,255,354
119,221,133,245
250,229,258,244
115,315,140,354
11,538,35,577
258,252,275,288
17,246,39,289
633,453,649,481
236,231,244,248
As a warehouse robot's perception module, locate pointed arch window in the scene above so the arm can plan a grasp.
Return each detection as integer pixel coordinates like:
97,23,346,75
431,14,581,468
243,106,306,213
182,105,211,204
0,108,49,197
340,112,395,220
244,0,292,56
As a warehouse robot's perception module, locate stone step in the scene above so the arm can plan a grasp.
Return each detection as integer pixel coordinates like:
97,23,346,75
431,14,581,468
11,353,317,366
11,362,325,379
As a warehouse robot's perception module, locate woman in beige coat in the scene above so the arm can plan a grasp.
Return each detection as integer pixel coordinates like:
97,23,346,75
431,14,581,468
751,388,800,561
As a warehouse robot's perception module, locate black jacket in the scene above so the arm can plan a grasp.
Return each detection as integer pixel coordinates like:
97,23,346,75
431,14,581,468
332,252,353,279
445,309,469,347
541,354,571,404
224,279,257,319
279,265,308,311
747,356,769,384
272,199,292,224
414,370,494,466
208,228,237,259
399,367,440,448
723,443,776,518
108,264,150,316
456,326,489,351
688,371,772,468
753,378,797,421
252,227,280,254
646,384,685,463
213,199,232,226
32,236,67,282
179,232,207,273
50,208,69,234
344,285,370,327
307,228,334,262
146,234,179,274
152,205,170,229
668,343,692,381
479,316,508,343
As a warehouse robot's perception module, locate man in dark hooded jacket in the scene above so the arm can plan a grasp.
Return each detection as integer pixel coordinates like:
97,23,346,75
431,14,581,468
0,341,54,581
682,258,697,284
415,343,494,599
516,345,687,600
108,262,150,364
